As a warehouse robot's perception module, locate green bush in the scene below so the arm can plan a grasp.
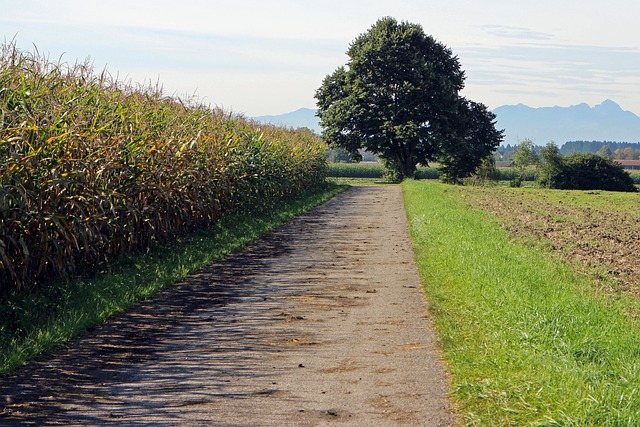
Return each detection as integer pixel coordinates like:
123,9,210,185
538,151,636,192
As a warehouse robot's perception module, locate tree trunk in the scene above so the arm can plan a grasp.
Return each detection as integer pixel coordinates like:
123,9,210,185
399,154,417,179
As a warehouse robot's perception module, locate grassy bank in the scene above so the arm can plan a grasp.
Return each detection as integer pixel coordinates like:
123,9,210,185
0,183,347,376
402,180,640,426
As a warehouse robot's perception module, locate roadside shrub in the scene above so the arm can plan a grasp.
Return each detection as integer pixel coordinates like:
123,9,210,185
0,43,327,292
464,155,499,186
381,158,404,183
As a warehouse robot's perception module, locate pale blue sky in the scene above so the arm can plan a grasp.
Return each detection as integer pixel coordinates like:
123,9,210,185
2,0,640,116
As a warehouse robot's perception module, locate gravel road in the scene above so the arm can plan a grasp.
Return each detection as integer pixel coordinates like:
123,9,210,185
1,185,456,426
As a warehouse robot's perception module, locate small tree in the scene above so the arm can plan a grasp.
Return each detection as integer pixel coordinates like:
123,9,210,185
469,154,500,186
537,142,563,188
511,139,539,186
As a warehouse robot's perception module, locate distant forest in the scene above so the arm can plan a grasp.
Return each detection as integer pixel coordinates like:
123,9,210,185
559,141,640,155
498,141,640,160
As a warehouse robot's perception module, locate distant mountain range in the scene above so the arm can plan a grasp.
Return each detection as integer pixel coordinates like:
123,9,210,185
494,100,640,145
253,108,321,134
253,100,640,145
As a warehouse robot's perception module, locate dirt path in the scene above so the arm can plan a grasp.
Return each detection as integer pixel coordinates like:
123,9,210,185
0,186,456,426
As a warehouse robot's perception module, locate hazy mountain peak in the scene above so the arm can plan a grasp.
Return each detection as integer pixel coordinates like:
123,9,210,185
594,99,623,113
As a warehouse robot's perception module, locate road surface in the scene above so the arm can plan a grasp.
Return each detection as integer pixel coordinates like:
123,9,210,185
1,185,456,426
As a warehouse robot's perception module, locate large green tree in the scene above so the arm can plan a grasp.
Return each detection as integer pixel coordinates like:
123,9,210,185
315,17,502,180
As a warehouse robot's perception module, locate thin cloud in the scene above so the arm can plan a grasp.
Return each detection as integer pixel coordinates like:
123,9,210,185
459,37,640,112
480,25,555,42
460,43,640,78
5,1,640,115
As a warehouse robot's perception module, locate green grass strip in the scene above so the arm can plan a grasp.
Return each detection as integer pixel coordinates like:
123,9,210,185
0,183,347,376
402,180,640,426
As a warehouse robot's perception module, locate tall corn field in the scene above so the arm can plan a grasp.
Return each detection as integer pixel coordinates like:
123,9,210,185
0,43,327,292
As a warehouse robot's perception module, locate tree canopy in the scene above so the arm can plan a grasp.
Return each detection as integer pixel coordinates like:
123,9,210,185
315,17,503,181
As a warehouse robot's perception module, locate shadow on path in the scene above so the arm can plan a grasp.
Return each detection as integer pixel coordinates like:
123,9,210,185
0,186,455,426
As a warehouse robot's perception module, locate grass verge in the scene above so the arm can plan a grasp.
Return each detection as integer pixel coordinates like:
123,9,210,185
0,182,348,376
402,180,640,426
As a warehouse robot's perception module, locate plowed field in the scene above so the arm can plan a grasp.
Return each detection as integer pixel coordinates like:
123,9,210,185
452,186,640,301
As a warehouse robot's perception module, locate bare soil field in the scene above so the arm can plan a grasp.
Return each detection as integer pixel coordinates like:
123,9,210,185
455,187,640,299
0,186,455,426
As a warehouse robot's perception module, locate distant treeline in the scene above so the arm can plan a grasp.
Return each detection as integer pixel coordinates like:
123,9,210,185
559,141,640,155
498,141,640,154
498,141,640,162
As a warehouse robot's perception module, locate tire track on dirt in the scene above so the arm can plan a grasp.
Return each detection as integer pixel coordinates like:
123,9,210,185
1,185,455,426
